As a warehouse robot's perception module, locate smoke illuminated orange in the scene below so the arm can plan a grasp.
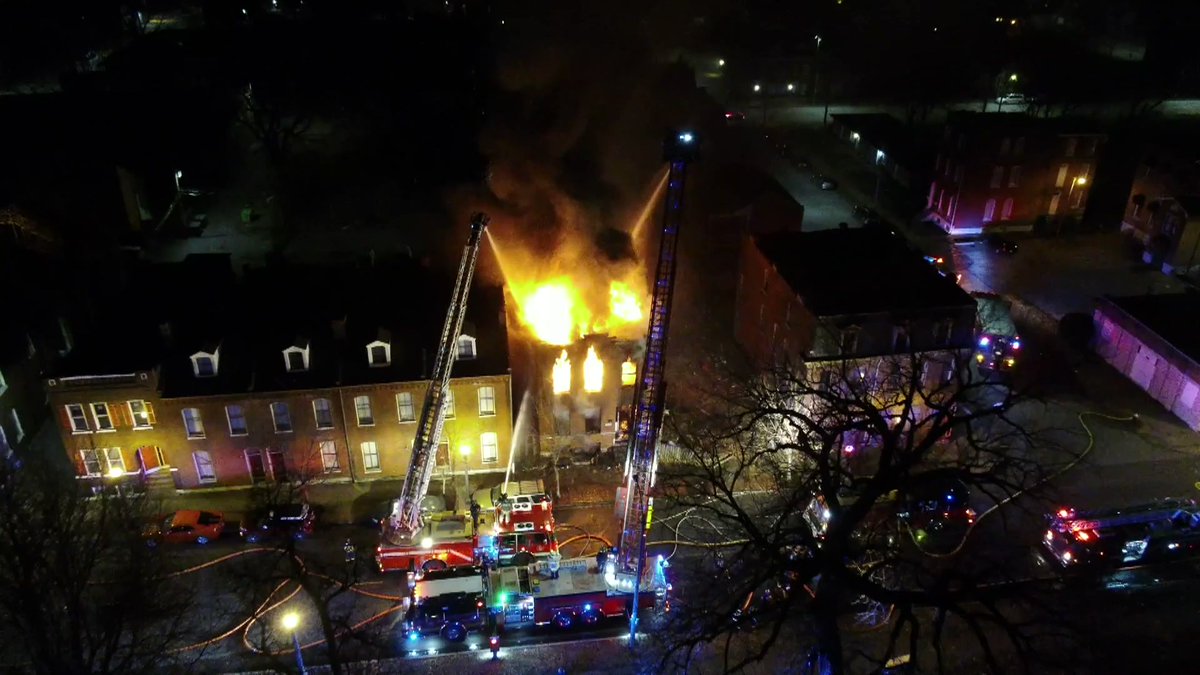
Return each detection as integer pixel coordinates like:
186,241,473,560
583,346,604,392
552,350,571,394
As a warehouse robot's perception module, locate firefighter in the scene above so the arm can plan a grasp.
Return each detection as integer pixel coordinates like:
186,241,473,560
548,552,561,579
343,538,356,564
469,499,481,531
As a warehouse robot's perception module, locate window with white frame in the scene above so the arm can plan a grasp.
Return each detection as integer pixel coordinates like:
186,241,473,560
79,449,102,476
10,409,24,443
128,400,155,429
366,341,391,367
457,334,477,360
313,398,334,429
66,404,89,432
226,404,248,436
283,345,309,373
193,451,216,483
182,408,205,439
319,440,340,472
396,392,415,423
0,368,6,396
481,432,499,463
983,198,997,222
477,386,496,417
443,388,456,419
91,403,114,431
104,448,125,473
191,348,219,378
361,441,380,472
354,395,374,426
271,402,293,432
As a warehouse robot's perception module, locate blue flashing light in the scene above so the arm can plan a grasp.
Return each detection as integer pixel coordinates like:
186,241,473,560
408,631,419,641
979,336,990,347
1013,340,1021,350
584,603,592,611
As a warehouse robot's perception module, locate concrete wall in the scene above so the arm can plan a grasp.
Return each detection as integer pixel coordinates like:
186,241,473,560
1094,307,1200,430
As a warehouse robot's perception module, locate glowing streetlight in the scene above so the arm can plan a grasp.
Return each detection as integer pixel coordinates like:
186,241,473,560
718,58,725,67
814,35,822,53
173,170,182,192
753,83,761,93
107,466,124,479
1068,176,1088,208
280,612,307,675
1009,73,1019,82
786,83,795,92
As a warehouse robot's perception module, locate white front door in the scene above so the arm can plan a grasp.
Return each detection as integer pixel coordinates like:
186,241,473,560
1131,345,1158,390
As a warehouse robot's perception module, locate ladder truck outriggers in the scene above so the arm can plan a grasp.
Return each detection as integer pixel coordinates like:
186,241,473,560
377,213,490,575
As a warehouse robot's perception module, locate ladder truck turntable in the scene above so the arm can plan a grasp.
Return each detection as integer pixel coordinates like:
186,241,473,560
1041,498,1200,569
376,213,491,575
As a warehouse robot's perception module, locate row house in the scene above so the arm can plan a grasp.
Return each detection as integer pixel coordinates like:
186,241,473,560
925,112,1105,236
47,261,515,492
734,229,977,450
1119,145,1200,275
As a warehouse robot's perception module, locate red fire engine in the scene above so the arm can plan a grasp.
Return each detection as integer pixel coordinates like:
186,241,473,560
489,494,559,563
377,514,479,574
490,555,665,630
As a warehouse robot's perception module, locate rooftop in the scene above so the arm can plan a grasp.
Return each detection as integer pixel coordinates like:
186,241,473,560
753,228,974,316
1104,294,1200,365
945,111,1104,137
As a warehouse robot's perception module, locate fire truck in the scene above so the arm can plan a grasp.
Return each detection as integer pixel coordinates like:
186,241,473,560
490,555,667,630
405,566,489,642
1041,498,1200,569
376,213,490,574
487,492,559,564
973,292,1020,373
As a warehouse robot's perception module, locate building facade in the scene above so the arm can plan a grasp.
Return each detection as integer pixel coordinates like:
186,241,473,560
46,261,515,492
1094,294,1200,431
1119,146,1200,275
925,112,1105,236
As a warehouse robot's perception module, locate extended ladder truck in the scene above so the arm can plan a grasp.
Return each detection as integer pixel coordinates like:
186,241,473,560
377,213,490,574
1041,498,1200,570
606,130,698,640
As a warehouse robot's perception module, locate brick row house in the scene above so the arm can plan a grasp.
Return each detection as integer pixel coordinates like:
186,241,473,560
925,112,1105,236
47,259,515,491
734,228,978,454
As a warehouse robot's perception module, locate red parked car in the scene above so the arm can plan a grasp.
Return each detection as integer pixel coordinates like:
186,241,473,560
144,510,226,546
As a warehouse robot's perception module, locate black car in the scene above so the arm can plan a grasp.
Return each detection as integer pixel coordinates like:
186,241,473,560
852,205,880,224
240,503,316,543
985,234,1018,254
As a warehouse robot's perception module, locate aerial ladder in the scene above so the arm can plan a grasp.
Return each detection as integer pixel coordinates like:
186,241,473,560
608,131,697,639
384,212,490,546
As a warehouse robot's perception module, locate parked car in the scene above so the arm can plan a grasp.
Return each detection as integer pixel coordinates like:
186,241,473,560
995,92,1029,105
852,205,880,224
985,234,1019,255
724,111,746,123
816,175,838,190
144,510,225,546
240,503,316,543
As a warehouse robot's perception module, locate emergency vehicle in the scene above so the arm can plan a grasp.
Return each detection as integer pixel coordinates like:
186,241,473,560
973,292,1020,373
1041,499,1200,569
377,513,480,574
489,555,667,630
404,566,489,643
489,491,559,564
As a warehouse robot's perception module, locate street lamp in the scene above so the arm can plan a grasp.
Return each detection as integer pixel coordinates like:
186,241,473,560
1009,73,1019,83
1067,176,1088,208
752,83,761,93
814,35,822,54
173,170,182,192
786,83,795,92
718,58,725,67
281,612,308,675
460,444,472,495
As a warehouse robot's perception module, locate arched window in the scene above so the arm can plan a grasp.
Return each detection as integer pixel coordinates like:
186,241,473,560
983,198,997,222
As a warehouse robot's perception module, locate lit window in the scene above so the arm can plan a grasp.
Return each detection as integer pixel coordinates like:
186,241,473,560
128,400,155,429
104,448,125,473
66,404,90,432
354,395,374,426
367,340,391,367
621,359,637,386
481,432,499,463
444,388,456,419
319,440,340,473
226,405,248,436
182,408,205,439
193,451,216,484
477,386,496,417
361,441,381,472
396,392,416,423
313,398,334,429
271,402,292,433
457,334,477,360
91,403,114,431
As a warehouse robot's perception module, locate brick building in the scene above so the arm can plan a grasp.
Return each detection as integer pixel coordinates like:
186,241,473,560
735,228,977,368
1119,145,1200,275
47,259,514,492
1094,294,1200,430
925,112,1105,236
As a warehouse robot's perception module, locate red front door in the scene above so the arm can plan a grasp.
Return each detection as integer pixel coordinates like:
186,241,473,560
137,446,163,472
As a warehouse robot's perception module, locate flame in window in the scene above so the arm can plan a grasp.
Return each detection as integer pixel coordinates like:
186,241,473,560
552,350,571,394
583,346,604,393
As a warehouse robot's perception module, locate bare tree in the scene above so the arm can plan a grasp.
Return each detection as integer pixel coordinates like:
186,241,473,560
651,351,1067,674
0,460,199,675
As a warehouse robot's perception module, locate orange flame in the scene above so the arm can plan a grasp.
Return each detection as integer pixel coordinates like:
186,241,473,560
552,350,571,394
583,346,604,392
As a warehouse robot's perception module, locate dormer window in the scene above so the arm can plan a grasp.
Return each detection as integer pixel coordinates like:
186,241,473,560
457,334,477,360
283,340,310,373
366,340,391,367
190,346,220,378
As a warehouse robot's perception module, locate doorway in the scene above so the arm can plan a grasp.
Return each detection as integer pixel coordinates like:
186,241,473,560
245,449,267,483
267,448,288,482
